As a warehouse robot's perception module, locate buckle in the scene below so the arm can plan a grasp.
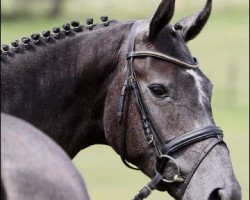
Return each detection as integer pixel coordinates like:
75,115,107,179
128,75,135,82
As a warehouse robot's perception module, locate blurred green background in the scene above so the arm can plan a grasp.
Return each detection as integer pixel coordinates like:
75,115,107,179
1,0,249,199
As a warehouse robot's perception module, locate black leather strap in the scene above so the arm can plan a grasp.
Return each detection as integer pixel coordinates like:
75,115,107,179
180,137,225,197
161,126,223,155
133,173,163,200
157,126,223,176
117,80,139,170
127,51,199,69
117,22,141,170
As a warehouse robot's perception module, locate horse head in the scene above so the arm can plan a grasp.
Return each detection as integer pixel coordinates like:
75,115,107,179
104,0,241,199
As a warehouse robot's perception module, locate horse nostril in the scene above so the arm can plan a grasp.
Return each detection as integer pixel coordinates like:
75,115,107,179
209,188,223,200
209,188,239,200
209,183,242,200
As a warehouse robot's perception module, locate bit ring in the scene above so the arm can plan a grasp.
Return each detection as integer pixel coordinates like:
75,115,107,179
156,155,185,183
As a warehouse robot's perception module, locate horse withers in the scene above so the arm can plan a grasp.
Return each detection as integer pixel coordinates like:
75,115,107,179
1,0,241,199
1,113,89,200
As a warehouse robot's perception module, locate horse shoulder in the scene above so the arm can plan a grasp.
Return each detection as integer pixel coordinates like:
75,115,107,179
1,113,89,200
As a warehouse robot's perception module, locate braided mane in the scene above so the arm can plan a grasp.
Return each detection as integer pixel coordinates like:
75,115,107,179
1,17,119,62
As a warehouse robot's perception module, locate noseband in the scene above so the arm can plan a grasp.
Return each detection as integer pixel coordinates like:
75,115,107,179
117,21,225,200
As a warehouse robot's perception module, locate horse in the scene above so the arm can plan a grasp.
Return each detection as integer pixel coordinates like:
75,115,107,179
1,0,241,199
1,113,89,200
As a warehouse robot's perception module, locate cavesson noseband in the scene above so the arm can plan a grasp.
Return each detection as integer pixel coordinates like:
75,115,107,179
117,21,225,200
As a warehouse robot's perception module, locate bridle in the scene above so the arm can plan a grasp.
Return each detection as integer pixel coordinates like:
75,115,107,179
117,21,225,200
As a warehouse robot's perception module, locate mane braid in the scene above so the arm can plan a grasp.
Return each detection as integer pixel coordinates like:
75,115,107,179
1,17,119,62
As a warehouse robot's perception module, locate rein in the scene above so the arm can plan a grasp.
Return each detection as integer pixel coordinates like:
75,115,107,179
117,21,225,199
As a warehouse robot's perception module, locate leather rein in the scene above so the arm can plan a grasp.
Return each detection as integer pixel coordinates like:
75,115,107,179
117,21,225,200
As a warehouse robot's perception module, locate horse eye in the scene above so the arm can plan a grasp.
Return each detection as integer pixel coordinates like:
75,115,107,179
148,84,169,98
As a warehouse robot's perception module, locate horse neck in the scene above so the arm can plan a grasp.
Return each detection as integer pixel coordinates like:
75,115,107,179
1,22,131,158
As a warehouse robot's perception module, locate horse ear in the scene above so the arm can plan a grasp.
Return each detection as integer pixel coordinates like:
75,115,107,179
177,0,212,42
149,0,175,39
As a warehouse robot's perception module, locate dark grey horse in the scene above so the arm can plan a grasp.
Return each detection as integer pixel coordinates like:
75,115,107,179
1,113,89,200
1,0,241,199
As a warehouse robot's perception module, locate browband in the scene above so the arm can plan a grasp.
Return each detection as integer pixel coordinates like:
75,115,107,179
127,51,199,69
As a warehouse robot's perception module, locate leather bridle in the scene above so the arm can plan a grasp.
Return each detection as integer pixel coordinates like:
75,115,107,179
117,21,225,200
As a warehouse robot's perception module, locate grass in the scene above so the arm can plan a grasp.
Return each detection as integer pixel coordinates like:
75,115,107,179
1,2,249,200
